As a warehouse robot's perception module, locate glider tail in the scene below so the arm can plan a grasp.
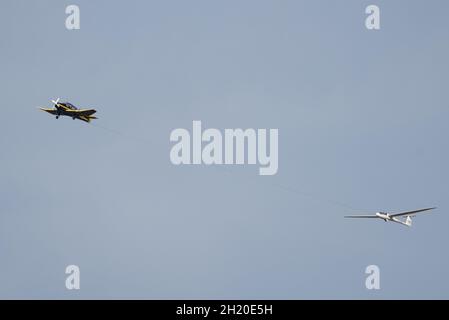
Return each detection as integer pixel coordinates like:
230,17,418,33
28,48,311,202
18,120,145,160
405,216,412,227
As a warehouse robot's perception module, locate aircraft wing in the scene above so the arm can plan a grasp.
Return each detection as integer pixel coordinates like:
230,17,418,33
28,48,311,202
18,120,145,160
344,215,378,218
390,207,436,217
39,108,57,115
66,109,97,116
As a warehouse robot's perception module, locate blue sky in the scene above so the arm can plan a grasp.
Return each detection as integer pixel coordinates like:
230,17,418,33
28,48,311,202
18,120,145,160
0,0,448,298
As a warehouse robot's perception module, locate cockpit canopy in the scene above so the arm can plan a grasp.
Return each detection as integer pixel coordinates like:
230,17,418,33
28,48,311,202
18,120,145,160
61,102,78,110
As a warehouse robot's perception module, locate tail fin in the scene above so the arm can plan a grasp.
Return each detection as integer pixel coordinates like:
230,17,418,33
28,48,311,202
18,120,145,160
405,216,412,227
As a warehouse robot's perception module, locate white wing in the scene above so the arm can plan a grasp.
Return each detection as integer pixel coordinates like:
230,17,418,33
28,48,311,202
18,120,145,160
390,207,436,218
344,215,378,218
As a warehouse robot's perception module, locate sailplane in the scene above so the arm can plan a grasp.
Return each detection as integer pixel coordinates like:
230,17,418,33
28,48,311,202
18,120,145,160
345,207,436,227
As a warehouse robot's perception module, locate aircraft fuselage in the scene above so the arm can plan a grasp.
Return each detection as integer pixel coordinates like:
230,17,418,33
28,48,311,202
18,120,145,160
376,212,409,226
376,212,390,221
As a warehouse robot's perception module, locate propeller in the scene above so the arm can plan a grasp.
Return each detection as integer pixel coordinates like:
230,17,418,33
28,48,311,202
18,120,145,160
51,98,60,107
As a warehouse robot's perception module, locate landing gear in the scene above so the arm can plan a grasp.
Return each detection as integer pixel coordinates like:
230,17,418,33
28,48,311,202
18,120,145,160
73,117,76,120
56,115,59,119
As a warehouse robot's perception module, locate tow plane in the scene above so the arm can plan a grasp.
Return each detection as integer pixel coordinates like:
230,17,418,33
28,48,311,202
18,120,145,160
39,98,97,123
344,207,436,227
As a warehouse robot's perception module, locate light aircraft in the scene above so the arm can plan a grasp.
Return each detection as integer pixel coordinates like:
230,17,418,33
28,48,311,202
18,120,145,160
344,207,436,227
39,98,97,123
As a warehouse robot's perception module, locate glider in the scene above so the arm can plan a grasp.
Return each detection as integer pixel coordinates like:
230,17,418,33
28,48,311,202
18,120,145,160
39,98,97,123
344,207,436,227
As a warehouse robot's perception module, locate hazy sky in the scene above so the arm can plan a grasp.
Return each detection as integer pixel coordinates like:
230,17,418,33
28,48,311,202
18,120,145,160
0,0,448,299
